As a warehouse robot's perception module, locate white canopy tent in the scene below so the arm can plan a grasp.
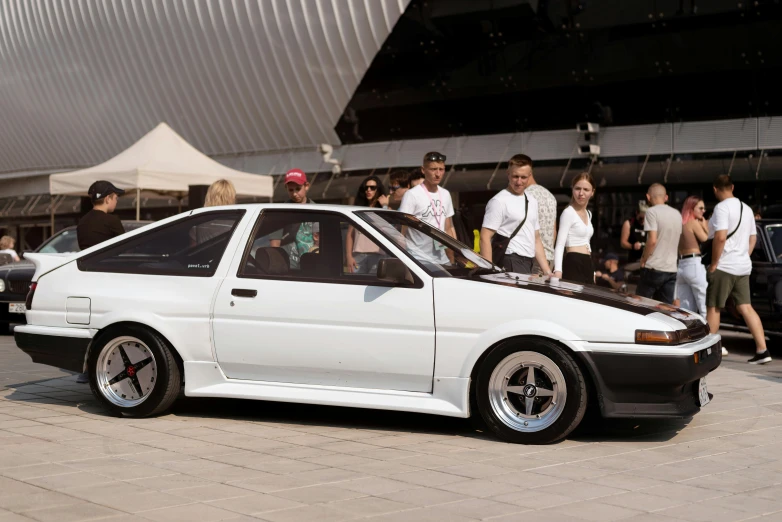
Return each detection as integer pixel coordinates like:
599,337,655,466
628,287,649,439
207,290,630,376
49,123,273,220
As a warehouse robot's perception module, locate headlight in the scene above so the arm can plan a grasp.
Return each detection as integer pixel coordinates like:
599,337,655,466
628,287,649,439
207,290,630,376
0,279,5,293
636,330,682,345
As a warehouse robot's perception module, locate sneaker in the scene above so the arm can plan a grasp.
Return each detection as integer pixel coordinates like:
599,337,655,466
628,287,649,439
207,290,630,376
748,351,772,365
722,346,729,356
75,372,89,384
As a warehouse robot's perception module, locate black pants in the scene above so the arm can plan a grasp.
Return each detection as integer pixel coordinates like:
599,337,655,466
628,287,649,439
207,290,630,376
562,252,594,284
502,253,534,274
636,268,677,304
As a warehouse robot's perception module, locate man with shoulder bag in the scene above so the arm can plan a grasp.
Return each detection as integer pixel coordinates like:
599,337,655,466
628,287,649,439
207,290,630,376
479,154,551,275
706,175,769,363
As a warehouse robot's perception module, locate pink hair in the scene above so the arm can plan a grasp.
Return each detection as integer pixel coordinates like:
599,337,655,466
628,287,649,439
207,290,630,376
681,195,702,224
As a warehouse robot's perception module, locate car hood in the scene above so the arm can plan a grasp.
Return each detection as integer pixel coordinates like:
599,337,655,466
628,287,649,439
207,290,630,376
476,271,704,326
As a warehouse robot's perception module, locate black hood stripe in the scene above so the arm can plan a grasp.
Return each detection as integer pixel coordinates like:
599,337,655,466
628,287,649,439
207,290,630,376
476,272,702,327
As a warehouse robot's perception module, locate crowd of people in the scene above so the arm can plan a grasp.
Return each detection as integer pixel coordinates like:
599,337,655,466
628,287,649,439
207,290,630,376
50,150,769,373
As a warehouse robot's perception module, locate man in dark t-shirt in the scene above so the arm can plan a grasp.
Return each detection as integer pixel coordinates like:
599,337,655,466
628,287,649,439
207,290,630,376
75,180,125,384
77,181,126,250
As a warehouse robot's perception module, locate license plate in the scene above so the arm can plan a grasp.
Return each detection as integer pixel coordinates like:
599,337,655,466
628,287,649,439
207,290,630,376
698,377,710,407
8,303,26,314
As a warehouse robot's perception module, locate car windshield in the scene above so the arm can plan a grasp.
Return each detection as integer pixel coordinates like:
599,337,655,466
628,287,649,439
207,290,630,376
37,229,79,253
359,211,500,277
767,224,782,260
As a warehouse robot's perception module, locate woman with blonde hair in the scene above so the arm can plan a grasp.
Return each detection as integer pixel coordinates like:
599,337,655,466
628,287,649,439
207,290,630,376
0,235,20,262
676,195,708,315
553,172,596,284
204,179,236,207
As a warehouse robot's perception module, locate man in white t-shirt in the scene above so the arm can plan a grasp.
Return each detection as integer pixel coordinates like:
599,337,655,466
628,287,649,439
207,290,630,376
706,175,769,364
398,152,456,262
479,154,552,275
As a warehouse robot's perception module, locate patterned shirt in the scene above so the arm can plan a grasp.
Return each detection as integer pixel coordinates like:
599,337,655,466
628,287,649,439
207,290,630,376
525,184,557,261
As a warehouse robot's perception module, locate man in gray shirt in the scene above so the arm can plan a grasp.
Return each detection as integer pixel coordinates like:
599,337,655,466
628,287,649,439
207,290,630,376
637,183,682,304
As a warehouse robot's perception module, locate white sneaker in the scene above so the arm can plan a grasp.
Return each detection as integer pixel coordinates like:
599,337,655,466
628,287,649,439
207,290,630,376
722,347,729,356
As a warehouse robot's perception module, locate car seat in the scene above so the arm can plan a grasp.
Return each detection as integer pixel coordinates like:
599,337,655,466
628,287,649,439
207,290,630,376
250,246,290,275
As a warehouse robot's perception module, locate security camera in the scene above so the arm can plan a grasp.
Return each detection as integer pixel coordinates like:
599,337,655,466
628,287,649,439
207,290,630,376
319,144,333,155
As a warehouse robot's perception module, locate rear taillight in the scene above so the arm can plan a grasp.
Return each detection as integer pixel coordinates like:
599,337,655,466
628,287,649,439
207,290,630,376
25,282,37,310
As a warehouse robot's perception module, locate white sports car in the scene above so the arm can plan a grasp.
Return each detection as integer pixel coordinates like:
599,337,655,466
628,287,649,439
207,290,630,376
15,204,721,444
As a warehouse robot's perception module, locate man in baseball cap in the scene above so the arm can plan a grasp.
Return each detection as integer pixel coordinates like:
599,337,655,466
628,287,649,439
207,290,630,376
595,252,625,290
75,180,126,383
283,168,313,205
77,180,126,251
269,169,316,249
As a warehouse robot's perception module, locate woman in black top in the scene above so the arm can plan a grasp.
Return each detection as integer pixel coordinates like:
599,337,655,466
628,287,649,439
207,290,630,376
621,201,648,264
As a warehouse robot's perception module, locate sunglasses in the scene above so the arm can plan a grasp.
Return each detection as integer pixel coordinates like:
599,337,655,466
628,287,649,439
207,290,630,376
424,152,446,163
364,185,378,191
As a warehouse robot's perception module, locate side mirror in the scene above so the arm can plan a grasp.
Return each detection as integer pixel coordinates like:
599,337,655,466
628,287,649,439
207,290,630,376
377,258,415,286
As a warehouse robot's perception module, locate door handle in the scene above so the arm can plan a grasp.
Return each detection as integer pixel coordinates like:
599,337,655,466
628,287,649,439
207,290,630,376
231,288,257,298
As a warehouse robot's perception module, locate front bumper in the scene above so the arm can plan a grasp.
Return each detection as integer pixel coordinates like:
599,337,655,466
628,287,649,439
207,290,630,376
0,298,28,325
576,334,722,418
14,325,96,373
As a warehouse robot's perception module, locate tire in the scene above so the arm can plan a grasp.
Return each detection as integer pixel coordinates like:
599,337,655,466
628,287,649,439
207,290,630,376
88,325,181,417
475,338,587,444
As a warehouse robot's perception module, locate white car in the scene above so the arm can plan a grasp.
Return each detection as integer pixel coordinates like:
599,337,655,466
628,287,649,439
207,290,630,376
14,204,721,444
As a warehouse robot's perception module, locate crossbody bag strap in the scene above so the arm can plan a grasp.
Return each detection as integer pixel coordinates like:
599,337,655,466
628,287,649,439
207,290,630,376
507,194,529,241
726,201,743,240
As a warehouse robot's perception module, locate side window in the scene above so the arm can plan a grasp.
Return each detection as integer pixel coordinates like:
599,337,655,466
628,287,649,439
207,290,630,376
78,210,245,277
751,226,769,263
239,210,401,285
341,219,396,283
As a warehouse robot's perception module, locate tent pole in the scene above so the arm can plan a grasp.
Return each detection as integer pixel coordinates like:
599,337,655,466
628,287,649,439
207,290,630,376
136,188,140,221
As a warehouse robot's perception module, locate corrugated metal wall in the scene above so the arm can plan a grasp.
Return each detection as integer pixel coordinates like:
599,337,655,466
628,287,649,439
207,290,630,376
0,0,410,174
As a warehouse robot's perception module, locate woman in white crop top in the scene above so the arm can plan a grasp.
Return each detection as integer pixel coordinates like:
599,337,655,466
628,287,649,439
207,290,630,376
553,172,596,284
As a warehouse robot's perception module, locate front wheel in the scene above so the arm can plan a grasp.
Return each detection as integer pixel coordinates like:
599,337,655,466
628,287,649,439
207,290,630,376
89,325,181,417
475,339,587,444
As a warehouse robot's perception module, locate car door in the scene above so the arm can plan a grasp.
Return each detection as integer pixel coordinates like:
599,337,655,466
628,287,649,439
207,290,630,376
211,208,436,393
749,225,775,323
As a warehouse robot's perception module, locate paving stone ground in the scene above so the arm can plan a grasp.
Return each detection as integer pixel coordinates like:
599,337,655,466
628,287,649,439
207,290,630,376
1,331,781,522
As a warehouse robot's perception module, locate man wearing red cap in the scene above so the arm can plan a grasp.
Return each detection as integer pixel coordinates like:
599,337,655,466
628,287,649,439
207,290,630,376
270,169,316,262
282,168,314,205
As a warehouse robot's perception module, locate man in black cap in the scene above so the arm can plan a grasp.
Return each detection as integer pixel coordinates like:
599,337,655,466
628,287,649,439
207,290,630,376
77,181,126,250
75,181,125,384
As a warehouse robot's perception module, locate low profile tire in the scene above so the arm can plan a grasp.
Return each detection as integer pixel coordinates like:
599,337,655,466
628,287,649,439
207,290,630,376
88,325,181,417
475,338,587,444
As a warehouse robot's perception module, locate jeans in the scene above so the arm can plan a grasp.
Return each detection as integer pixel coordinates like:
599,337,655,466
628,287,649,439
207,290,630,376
352,252,383,275
636,267,677,304
676,257,707,316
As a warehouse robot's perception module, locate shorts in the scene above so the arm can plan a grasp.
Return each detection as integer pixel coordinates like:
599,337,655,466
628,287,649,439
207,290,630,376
706,269,751,308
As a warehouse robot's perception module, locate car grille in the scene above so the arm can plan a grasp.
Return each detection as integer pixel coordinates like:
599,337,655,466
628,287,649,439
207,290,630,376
8,280,31,295
682,322,710,343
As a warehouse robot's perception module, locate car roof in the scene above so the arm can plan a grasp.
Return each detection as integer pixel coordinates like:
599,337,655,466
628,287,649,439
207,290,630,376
190,203,391,213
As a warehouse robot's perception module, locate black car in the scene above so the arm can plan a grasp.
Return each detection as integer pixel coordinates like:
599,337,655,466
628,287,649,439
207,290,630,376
721,219,782,337
0,221,151,333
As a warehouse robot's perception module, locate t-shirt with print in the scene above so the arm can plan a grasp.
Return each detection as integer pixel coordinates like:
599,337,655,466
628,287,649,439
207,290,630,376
708,197,756,276
644,204,682,273
525,184,556,261
482,189,540,258
398,184,454,262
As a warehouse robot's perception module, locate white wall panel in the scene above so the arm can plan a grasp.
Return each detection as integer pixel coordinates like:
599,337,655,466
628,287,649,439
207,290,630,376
673,118,757,153
600,124,673,157
0,0,410,173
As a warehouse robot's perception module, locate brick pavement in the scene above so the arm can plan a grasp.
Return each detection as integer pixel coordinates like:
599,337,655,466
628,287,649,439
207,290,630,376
1,333,782,522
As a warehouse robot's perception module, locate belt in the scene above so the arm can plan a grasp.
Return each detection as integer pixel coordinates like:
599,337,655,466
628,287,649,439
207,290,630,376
679,253,701,260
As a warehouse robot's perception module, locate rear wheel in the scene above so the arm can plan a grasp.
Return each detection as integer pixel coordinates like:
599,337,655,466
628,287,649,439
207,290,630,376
475,338,587,444
89,325,180,417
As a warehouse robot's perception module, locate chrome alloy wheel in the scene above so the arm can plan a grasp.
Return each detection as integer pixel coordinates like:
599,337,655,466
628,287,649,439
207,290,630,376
95,336,158,408
488,351,567,433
